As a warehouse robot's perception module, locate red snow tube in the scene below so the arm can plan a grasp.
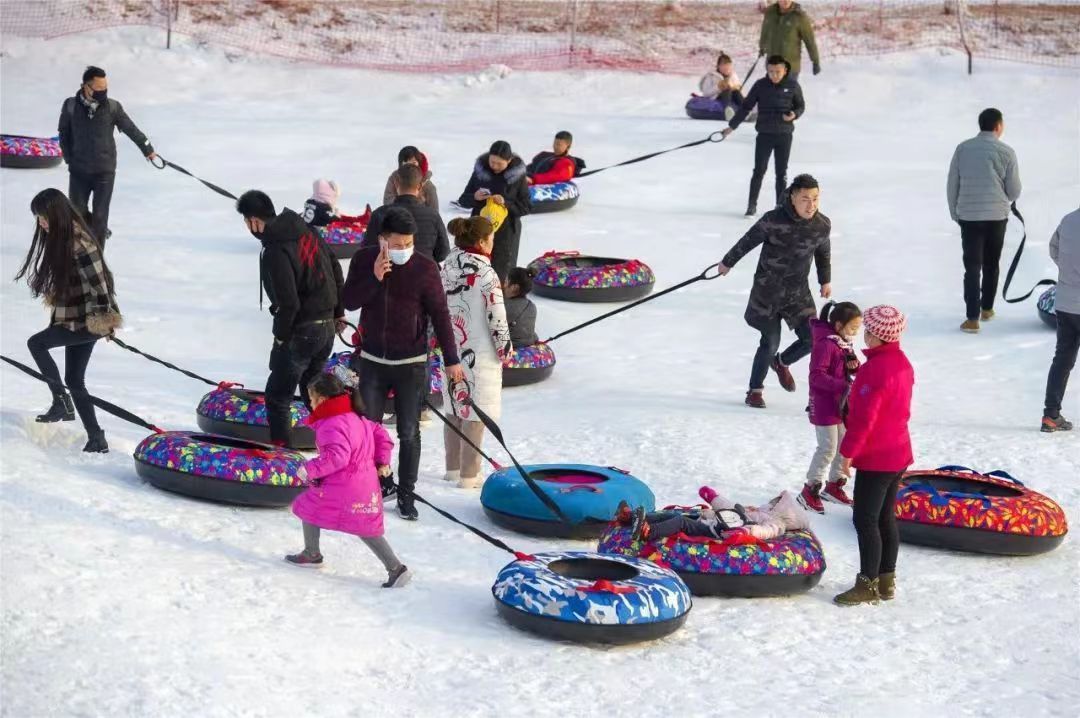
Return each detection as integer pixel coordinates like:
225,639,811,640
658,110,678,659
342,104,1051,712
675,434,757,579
1,135,63,169
895,465,1068,555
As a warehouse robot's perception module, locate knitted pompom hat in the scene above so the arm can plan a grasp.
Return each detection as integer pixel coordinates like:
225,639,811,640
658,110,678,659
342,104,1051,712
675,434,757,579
863,304,907,343
311,178,340,207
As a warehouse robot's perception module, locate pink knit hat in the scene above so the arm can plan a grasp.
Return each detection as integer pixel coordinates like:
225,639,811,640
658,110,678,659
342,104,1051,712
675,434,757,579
311,178,340,208
863,304,907,343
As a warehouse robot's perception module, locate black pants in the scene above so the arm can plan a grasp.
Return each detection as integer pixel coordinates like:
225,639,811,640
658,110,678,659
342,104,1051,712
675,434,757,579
265,321,335,445
27,325,102,434
749,132,793,208
959,219,1008,320
749,314,813,390
69,171,116,247
357,358,425,505
852,470,903,579
647,511,717,540
491,220,521,283
1045,310,1080,418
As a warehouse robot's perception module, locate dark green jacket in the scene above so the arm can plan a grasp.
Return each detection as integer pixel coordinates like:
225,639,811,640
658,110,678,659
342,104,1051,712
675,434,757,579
759,2,820,74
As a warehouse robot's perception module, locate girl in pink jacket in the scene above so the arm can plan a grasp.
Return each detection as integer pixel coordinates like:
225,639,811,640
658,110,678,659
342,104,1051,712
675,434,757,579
286,373,410,588
799,301,862,514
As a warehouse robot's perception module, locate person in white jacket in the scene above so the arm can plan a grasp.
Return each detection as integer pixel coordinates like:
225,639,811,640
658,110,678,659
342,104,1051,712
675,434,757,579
1042,208,1080,432
440,215,512,488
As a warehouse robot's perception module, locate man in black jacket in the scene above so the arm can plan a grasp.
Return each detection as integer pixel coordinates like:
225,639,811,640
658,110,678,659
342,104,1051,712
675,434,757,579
361,164,450,262
716,174,832,409
236,190,345,447
58,66,156,247
722,56,805,216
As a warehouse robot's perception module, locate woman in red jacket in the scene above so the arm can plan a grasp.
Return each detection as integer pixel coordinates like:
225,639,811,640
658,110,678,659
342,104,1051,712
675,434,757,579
834,305,914,606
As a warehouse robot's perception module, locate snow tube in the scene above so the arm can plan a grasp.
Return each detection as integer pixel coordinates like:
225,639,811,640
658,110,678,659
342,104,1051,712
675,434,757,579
684,96,735,121
1,134,63,169
528,251,655,303
481,464,654,539
196,386,314,449
133,431,306,507
316,221,367,260
896,465,1068,555
324,351,353,375
528,181,579,214
1038,286,1058,328
598,514,826,598
492,550,691,644
502,342,556,387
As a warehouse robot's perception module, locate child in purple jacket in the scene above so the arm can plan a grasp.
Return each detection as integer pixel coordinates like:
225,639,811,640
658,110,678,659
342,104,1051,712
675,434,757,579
799,301,862,514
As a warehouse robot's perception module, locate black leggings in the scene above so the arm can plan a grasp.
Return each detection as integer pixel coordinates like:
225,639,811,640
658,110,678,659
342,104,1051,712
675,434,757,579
27,325,102,434
852,469,903,578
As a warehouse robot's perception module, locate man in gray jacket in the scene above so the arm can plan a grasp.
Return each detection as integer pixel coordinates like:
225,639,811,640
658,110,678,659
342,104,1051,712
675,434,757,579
58,66,157,247
1042,208,1080,433
947,108,1022,333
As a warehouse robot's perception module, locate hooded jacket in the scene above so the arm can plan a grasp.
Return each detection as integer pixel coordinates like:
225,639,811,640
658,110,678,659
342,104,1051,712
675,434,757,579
361,194,450,263
259,208,344,342
721,192,831,330
807,318,857,426
457,154,531,219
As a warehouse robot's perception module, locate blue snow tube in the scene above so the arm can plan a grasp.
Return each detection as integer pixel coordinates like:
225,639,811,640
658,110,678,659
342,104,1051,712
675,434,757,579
1038,286,1057,328
481,464,654,539
528,181,579,214
492,550,691,644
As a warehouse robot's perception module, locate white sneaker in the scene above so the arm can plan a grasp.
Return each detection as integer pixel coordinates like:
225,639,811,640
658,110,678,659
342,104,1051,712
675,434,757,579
458,475,482,490
443,470,461,483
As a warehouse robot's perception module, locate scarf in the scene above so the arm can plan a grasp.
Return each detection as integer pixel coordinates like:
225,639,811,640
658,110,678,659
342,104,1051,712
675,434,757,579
76,91,100,119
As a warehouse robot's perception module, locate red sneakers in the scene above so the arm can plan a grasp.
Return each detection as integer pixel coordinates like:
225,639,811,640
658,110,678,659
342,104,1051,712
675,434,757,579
822,480,854,506
798,483,825,514
771,354,797,392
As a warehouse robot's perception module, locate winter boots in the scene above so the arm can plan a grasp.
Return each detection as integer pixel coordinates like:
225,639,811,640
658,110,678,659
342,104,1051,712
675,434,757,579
980,309,995,322
822,479,853,506
37,393,75,423
1041,414,1074,433
960,319,980,334
833,574,880,606
745,390,766,409
82,432,109,454
630,506,650,542
798,483,825,514
771,354,797,392
878,571,896,601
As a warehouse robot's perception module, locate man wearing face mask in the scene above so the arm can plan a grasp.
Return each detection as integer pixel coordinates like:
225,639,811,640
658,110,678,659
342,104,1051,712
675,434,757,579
236,190,345,448
58,66,157,248
343,207,464,521
716,174,832,409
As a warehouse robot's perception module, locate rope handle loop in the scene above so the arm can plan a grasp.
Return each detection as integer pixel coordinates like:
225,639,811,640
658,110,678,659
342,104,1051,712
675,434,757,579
336,320,361,348
149,155,166,170
707,131,727,143
699,263,723,281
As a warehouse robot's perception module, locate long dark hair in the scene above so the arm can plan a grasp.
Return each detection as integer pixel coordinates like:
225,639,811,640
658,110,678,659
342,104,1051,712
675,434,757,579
308,372,367,417
15,188,108,301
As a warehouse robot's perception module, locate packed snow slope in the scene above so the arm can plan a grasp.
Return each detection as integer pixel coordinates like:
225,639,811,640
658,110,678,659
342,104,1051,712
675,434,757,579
2,28,1078,718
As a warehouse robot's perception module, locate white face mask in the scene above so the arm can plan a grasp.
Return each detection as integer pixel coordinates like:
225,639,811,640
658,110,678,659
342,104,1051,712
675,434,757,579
388,247,413,265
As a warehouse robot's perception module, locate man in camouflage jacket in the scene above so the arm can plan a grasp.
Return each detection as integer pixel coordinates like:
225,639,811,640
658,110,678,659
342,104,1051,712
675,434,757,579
718,174,832,408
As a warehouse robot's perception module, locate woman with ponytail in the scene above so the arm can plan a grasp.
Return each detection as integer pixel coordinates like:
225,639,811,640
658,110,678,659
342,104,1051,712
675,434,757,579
15,188,122,453
287,372,411,588
798,300,862,513
440,216,511,489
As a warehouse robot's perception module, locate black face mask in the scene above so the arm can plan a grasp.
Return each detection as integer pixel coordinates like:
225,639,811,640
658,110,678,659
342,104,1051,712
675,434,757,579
92,89,108,103
249,228,265,240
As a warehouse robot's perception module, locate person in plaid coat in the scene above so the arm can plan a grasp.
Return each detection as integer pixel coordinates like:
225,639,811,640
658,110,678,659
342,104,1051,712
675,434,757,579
15,189,122,453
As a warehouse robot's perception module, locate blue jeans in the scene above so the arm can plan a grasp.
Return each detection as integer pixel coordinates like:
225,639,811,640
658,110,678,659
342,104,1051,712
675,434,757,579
749,315,813,390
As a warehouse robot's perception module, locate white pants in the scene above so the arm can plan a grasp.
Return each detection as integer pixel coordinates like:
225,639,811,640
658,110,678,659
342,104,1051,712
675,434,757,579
806,424,847,487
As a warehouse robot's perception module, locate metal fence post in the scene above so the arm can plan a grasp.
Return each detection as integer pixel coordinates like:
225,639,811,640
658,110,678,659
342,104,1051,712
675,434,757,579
569,0,579,69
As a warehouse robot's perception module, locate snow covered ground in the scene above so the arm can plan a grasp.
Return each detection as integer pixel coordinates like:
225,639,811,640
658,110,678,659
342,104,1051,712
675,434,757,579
2,28,1078,718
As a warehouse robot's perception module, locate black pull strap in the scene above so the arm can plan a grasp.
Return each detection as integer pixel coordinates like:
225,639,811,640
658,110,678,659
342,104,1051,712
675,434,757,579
111,337,218,387
544,262,722,344
576,132,725,178
1002,202,1057,304
151,155,238,201
463,399,571,525
1,353,164,434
